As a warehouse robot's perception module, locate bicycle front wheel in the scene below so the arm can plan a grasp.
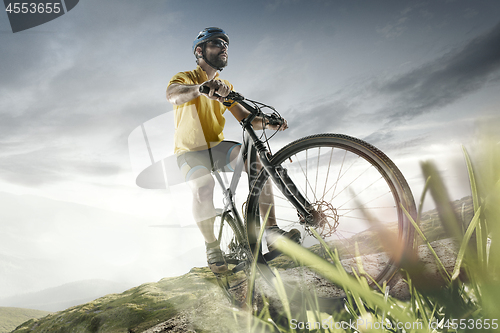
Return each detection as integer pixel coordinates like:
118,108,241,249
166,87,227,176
245,134,416,298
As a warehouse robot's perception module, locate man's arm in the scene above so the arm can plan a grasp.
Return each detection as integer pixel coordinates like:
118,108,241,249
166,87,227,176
166,83,201,105
166,79,230,105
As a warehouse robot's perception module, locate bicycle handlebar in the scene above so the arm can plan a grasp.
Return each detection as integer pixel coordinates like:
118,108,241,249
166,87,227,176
198,85,284,127
199,85,244,101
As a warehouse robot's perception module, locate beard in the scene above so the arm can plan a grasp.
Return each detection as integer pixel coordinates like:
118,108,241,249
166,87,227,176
206,51,228,69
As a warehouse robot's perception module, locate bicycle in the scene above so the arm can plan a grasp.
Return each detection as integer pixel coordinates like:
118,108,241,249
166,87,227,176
198,86,417,309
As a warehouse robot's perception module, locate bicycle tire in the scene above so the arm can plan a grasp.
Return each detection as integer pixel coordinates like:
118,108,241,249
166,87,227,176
245,133,416,300
213,211,253,306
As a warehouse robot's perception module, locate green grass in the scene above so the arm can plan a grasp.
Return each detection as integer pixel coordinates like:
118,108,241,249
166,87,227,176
267,197,470,272
247,127,500,332
0,307,51,333
11,268,248,333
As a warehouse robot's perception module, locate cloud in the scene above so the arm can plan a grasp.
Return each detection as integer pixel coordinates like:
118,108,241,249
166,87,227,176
0,144,124,186
380,21,500,121
0,0,179,187
377,17,409,39
307,20,500,136
276,21,500,160
285,98,354,139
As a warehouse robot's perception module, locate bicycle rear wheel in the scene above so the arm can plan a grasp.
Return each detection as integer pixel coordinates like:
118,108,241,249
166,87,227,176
213,210,252,306
245,134,416,300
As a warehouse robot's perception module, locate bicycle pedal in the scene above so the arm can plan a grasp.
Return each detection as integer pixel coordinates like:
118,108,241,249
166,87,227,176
225,258,240,265
231,262,247,274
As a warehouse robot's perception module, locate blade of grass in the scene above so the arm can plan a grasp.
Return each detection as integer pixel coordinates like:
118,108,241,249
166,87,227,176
451,207,482,280
462,145,487,268
414,176,431,251
271,236,410,320
402,204,452,283
270,268,293,332
462,146,480,212
421,161,464,241
349,269,368,318
414,287,430,327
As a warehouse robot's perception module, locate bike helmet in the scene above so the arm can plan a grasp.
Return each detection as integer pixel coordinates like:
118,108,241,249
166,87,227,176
192,27,229,54
192,27,229,71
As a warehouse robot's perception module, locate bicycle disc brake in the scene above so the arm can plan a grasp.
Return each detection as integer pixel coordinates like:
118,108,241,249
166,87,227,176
299,201,340,238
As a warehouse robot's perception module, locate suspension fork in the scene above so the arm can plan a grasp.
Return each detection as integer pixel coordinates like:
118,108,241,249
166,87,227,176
245,126,314,222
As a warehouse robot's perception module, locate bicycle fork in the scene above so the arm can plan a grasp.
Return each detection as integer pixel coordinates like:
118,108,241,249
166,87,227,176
246,128,316,225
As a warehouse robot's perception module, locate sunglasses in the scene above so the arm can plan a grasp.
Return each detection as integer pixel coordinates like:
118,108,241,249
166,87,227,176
208,39,229,49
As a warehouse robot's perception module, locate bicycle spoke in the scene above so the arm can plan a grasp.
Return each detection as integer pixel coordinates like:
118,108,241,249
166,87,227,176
320,151,357,202
322,147,335,202
293,151,320,203
275,217,303,224
306,149,308,199
339,190,394,216
335,175,384,209
315,147,321,197
330,164,373,203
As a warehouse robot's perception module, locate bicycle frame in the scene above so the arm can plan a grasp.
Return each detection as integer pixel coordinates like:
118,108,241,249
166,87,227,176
205,91,417,307
211,99,314,237
210,131,250,229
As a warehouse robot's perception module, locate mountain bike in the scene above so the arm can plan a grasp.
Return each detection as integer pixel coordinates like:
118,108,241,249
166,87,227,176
199,86,417,308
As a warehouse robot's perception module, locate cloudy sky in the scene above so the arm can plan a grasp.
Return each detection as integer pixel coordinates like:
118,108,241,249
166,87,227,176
1,0,499,300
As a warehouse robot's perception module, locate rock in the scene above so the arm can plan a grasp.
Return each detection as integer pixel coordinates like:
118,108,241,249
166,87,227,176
141,313,196,333
254,238,459,305
389,238,459,299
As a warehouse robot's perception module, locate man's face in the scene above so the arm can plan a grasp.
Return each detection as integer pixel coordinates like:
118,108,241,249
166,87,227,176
204,38,228,69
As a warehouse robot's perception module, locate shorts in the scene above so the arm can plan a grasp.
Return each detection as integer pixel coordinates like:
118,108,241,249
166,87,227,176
176,141,241,182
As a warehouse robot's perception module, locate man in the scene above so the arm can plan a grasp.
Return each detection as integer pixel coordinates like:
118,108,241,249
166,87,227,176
166,27,299,274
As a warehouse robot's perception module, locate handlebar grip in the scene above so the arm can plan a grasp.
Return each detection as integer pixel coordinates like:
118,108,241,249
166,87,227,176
199,85,226,100
199,85,245,101
199,85,211,95
267,115,284,126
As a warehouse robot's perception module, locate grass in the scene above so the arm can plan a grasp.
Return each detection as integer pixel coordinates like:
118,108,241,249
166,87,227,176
246,129,500,332
0,307,51,333
11,267,249,333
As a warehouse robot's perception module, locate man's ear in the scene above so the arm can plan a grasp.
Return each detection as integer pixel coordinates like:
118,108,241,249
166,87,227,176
195,46,203,58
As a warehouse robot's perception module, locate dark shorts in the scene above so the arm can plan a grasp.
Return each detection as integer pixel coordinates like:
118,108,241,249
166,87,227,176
177,141,241,182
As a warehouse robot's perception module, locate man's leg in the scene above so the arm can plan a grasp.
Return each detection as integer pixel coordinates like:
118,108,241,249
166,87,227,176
187,167,228,273
186,167,217,243
229,145,300,249
228,145,278,227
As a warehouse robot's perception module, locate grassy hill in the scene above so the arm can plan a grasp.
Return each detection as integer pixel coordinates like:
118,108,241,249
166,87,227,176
0,280,131,312
0,307,51,333
10,268,246,333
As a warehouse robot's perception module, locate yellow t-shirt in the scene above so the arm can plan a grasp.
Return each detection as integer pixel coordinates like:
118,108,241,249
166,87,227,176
167,66,234,155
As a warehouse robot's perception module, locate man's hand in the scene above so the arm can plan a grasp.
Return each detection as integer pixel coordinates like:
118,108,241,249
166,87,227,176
200,79,230,103
267,118,288,131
